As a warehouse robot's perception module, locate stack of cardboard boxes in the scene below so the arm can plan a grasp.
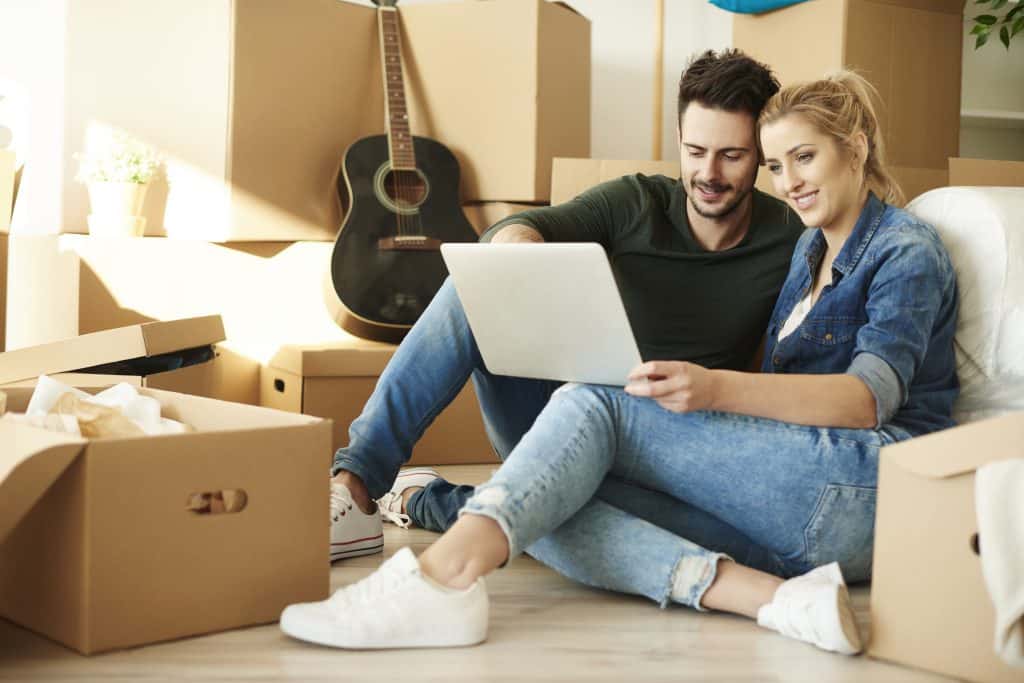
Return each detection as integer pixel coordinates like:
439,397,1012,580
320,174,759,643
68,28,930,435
4,0,592,464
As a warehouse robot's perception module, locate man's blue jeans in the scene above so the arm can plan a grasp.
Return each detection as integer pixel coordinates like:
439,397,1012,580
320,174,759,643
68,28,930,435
333,278,886,606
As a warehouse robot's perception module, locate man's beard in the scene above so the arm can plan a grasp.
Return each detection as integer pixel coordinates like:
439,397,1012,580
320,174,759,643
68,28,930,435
686,178,753,219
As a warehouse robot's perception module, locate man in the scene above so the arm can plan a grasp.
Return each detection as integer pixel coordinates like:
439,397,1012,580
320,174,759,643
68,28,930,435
328,49,803,580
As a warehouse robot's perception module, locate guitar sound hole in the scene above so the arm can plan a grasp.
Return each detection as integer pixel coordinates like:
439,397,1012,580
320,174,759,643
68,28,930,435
383,170,427,210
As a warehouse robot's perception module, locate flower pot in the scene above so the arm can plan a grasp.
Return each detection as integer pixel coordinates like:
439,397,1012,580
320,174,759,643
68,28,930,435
86,181,149,237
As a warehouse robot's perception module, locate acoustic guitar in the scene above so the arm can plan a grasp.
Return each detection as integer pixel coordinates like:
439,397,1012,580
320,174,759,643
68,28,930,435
325,0,478,343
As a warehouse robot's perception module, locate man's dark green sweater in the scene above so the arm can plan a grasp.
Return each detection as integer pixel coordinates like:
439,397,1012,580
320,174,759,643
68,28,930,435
482,174,803,371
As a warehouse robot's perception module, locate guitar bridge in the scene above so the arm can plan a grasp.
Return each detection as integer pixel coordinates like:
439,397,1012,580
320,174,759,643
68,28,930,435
377,236,443,252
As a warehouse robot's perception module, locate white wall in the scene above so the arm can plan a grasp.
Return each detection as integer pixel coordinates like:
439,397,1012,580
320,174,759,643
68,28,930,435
960,14,1024,162
0,0,66,233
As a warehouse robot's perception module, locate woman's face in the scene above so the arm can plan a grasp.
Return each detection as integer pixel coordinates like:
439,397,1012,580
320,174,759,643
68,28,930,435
760,113,866,234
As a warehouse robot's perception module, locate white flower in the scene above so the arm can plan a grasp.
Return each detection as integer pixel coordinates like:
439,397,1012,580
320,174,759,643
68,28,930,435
75,132,160,184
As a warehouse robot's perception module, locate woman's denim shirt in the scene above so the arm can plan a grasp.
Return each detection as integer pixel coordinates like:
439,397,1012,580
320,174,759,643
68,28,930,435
761,193,959,439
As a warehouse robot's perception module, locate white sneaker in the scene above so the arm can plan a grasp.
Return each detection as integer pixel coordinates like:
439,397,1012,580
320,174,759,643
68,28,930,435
280,546,489,649
330,482,383,563
756,562,862,655
376,467,440,529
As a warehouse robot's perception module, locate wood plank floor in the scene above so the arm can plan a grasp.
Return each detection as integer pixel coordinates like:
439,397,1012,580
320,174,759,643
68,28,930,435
0,466,956,682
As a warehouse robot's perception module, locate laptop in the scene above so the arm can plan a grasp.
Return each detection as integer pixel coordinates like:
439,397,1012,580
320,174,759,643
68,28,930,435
440,242,642,386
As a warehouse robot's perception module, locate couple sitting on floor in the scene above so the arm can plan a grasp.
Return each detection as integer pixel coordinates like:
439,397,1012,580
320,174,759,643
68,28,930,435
279,49,959,655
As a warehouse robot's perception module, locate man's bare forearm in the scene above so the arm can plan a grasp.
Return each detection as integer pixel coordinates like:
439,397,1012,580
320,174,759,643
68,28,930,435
490,223,545,243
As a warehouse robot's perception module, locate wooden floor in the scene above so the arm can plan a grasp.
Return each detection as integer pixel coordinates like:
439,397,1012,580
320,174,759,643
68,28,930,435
0,466,956,682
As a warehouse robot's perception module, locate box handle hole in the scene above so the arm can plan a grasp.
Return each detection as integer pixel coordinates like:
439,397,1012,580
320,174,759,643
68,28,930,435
274,378,286,393
969,532,980,556
186,489,248,515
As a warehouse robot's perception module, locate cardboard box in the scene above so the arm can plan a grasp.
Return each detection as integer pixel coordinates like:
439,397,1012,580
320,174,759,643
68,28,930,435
402,1,590,202
949,158,1024,188
462,202,546,235
734,0,964,204
0,316,240,408
551,158,679,205
64,0,383,241
869,413,1024,682
0,383,330,654
261,341,497,466
0,149,13,232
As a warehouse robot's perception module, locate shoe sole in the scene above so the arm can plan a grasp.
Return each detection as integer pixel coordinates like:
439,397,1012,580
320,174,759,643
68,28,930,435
280,611,486,650
833,584,863,655
330,534,384,563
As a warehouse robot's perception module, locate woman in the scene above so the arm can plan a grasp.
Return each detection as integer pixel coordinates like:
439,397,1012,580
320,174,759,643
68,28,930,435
279,72,959,655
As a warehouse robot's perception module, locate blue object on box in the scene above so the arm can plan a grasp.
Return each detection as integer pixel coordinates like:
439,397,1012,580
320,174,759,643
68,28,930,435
709,0,808,14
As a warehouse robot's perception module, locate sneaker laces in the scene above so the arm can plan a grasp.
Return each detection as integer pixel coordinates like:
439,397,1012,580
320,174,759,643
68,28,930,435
327,552,413,609
330,483,355,523
377,492,412,529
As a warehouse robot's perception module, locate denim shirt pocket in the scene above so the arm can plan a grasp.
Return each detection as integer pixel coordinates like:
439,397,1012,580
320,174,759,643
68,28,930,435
798,318,863,346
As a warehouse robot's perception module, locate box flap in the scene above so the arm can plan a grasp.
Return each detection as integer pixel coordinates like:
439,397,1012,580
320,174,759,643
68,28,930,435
0,421,86,543
550,1,586,20
0,316,225,385
882,412,1024,479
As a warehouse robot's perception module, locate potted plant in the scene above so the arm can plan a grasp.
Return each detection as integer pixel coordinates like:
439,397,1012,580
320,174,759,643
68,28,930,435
75,132,160,237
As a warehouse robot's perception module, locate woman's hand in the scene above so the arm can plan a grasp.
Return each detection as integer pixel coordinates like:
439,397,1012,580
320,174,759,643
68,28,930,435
624,361,718,413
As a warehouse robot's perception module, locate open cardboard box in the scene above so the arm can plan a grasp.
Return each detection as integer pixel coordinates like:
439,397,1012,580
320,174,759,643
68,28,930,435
869,412,1024,683
0,382,331,654
260,340,496,465
0,316,228,397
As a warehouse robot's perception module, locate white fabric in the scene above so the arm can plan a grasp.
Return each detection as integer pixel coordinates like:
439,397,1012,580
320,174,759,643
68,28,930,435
975,458,1024,668
778,290,813,341
906,187,1024,424
22,374,187,435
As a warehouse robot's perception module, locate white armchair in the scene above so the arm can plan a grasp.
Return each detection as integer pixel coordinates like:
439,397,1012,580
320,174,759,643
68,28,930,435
906,186,1024,424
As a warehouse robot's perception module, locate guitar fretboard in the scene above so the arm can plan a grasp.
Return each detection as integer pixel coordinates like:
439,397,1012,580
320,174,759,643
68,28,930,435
378,7,416,171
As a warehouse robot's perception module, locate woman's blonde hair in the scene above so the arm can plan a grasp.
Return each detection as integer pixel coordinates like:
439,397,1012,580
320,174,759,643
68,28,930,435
758,70,904,206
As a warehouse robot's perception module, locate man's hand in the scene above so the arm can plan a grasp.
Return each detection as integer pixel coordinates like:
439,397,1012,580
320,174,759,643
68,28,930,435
624,361,717,413
490,223,544,244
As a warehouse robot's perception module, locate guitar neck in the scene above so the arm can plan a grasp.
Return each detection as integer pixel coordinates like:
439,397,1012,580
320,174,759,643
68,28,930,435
378,7,416,171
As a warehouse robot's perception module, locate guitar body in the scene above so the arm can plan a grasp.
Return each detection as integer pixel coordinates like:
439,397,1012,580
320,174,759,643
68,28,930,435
328,134,478,343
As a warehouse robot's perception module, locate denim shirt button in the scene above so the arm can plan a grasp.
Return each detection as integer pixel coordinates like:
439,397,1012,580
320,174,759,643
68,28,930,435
824,333,833,341
772,355,781,365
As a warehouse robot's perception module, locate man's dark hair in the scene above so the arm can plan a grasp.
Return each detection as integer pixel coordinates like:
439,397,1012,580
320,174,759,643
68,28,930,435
677,49,779,125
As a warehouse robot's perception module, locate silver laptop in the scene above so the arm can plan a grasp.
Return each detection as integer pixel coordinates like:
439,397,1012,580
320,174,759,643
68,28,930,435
440,242,642,386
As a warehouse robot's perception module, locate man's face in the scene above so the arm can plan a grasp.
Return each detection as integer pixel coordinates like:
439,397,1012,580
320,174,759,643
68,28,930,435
677,102,760,220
